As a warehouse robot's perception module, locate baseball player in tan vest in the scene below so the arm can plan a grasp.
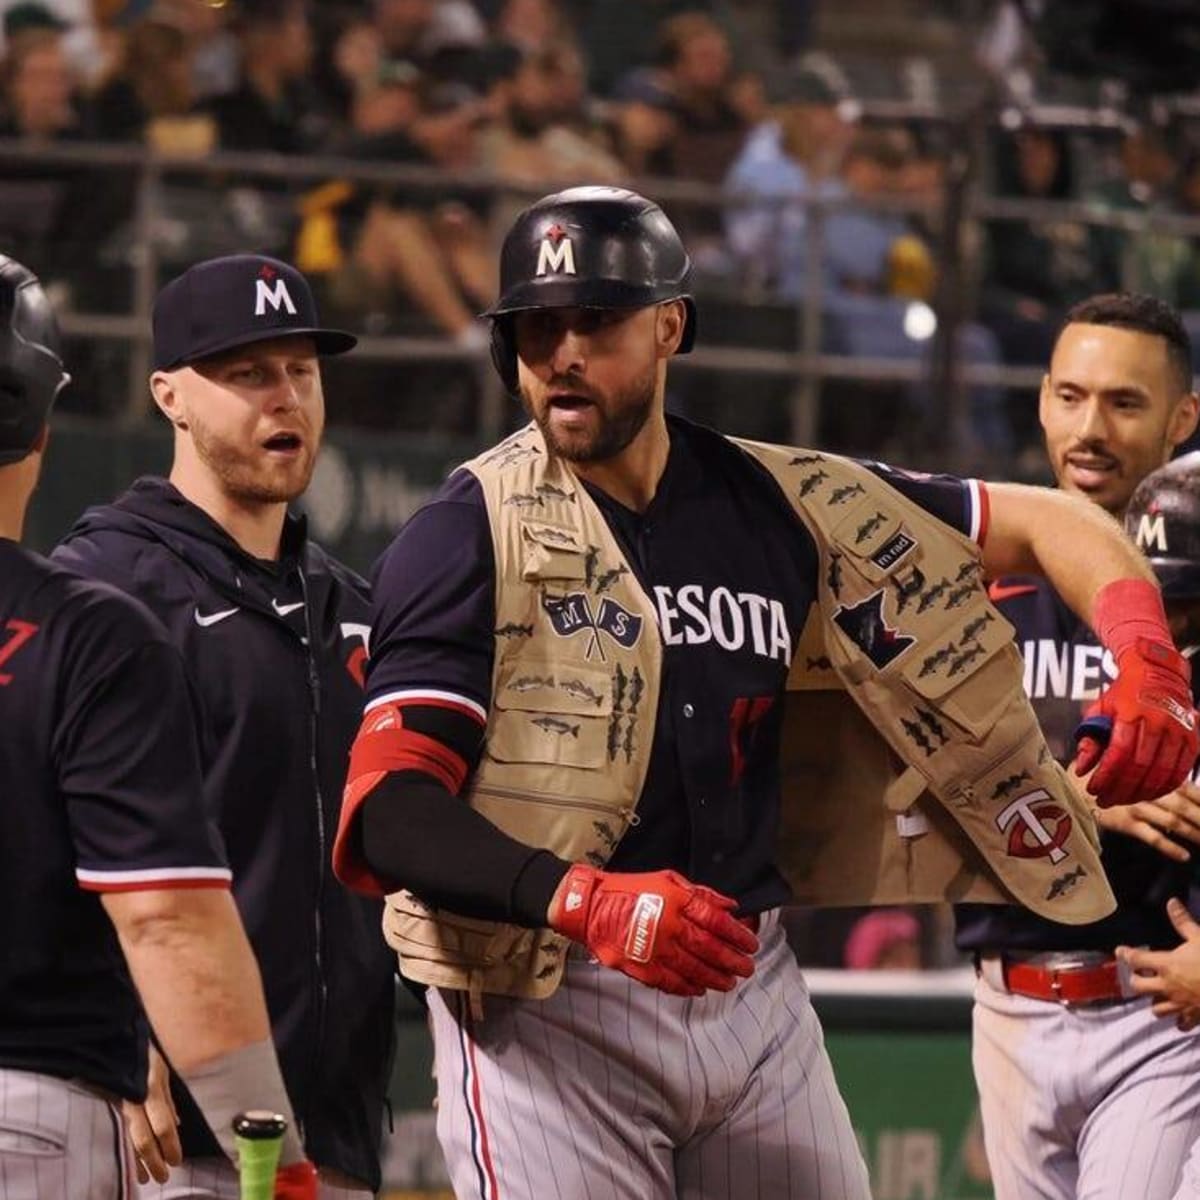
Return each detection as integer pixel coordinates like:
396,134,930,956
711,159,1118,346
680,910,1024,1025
333,188,1197,1199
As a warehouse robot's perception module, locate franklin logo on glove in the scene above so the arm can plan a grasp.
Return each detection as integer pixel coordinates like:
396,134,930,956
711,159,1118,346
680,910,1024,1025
626,894,664,963
548,865,758,996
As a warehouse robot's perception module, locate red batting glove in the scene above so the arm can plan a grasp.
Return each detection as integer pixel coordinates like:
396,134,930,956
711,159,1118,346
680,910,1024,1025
274,1161,318,1200
548,865,758,996
1074,638,1198,808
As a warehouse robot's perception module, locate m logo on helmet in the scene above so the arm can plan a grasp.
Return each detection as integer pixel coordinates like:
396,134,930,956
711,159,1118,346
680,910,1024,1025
536,224,576,277
255,277,297,317
1135,511,1167,553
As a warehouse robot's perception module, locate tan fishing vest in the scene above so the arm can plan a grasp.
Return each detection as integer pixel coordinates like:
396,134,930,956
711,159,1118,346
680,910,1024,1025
382,426,1115,1001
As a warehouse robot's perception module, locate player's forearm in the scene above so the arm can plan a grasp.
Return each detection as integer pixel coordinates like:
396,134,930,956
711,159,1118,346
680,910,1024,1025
104,888,307,1165
361,771,569,924
981,481,1155,623
102,888,271,1070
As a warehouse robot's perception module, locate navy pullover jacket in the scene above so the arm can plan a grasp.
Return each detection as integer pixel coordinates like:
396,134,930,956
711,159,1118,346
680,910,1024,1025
55,477,394,1191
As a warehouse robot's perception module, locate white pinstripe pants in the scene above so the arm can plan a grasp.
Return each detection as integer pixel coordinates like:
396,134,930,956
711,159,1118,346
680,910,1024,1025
0,1067,133,1199
973,972,1200,1200
428,909,871,1200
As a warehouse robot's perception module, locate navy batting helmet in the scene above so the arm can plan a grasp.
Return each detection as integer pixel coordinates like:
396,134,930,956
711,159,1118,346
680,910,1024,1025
1126,452,1200,599
484,186,697,392
0,256,70,467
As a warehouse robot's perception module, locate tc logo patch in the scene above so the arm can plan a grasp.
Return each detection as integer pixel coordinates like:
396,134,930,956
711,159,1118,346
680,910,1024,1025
832,590,914,669
543,592,642,660
995,789,1072,864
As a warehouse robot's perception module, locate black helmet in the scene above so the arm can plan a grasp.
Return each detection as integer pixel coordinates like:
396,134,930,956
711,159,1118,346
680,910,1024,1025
484,186,697,392
0,256,70,467
1126,451,1200,599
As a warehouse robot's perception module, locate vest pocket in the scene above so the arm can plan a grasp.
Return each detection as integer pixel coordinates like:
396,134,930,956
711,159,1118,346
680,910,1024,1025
521,521,588,582
896,606,1021,742
489,659,611,768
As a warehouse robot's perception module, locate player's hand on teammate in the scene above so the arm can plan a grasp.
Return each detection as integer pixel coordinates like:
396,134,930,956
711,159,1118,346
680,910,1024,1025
1095,781,1200,863
1073,638,1198,808
548,865,759,996
274,1160,319,1199
1118,899,1200,1030
122,1044,182,1184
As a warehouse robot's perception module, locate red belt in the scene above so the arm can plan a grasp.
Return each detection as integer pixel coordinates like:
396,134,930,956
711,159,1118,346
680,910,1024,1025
999,956,1127,1005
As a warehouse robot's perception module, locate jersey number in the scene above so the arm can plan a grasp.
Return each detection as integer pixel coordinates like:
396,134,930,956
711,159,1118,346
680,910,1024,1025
0,620,39,686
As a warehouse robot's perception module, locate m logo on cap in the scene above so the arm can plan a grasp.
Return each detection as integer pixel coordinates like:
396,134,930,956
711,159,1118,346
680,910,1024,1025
536,224,575,277
255,274,297,317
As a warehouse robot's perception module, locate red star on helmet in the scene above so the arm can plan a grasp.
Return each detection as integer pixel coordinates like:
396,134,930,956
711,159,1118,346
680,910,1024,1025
545,223,567,243
259,264,276,280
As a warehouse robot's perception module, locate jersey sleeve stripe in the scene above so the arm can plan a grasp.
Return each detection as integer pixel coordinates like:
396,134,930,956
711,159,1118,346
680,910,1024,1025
76,866,233,892
967,479,989,545
366,689,487,724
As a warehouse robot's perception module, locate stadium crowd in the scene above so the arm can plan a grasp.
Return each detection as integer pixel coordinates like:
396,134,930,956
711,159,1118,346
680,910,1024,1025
3,0,1200,454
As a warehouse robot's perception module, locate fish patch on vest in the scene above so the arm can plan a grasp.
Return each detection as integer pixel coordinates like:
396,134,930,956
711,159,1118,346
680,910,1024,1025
832,589,915,669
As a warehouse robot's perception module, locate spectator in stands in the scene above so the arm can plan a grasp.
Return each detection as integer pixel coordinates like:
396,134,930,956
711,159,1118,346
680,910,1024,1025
89,17,210,150
162,0,239,102
304,65,495,347
843,909,923,971
0,15,93,284
980,128,1115,369
310,10,384,126
0,14,80,139
579,0,799,101
0,0,119,87
726,68,1010,454
611,12,756,183
489,0,572,56
1082,122,1182,297
204,0,327,155
479,41,624,188
373,0,487,87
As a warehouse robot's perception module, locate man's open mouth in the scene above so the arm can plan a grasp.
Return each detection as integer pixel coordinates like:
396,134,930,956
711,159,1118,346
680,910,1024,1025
263,432,303,451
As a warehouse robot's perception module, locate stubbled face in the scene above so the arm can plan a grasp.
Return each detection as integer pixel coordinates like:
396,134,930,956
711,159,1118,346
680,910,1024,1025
164,335,324,504
1040,323,1197,515
514,305,671,463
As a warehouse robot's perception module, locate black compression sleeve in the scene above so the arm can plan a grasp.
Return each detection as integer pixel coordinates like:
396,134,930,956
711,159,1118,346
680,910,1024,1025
361,771,570,926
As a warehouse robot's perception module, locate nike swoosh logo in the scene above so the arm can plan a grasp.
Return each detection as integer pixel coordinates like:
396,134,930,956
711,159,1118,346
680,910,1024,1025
194,607,240,627
987,582,1038,603
272,600,304,616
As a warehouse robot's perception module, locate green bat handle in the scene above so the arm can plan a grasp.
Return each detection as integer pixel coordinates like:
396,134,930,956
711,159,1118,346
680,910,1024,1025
233,1111,287,1200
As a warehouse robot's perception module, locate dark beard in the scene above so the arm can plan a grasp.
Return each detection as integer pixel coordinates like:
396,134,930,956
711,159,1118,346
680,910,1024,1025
522,366,656,463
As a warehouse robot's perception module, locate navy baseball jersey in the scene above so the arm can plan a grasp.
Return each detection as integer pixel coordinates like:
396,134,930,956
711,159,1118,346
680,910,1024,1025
367,416,987,911
955,577,1200,953
54,478,394,1191
0,539,228,1100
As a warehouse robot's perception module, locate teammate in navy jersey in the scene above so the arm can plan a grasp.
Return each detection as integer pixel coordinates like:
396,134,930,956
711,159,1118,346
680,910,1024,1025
958,294,1200,1200
0,256,320,1200
333,190,1193,1200
53,255,394,1200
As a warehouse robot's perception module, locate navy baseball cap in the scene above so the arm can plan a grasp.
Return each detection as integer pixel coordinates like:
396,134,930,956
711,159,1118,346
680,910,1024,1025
152,254,357,371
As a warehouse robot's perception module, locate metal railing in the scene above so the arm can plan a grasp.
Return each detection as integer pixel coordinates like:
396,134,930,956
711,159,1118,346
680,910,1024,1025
3,135,1198,461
